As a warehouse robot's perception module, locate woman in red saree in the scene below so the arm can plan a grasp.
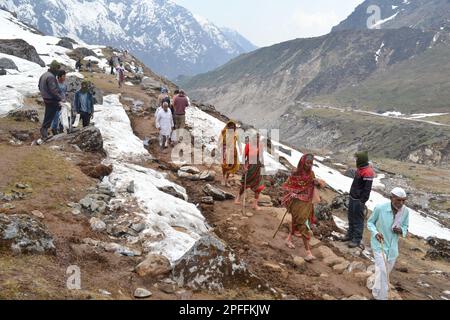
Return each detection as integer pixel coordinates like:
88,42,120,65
282,153,324,262
235,134,265,210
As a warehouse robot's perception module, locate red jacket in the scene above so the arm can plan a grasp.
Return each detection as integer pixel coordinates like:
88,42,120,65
173,94,189,115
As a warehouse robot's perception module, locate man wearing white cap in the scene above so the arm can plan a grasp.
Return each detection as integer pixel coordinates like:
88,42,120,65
367,187,410,300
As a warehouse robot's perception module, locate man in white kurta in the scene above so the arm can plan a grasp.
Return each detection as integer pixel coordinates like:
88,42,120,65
155,102,174,151
367,187,409,300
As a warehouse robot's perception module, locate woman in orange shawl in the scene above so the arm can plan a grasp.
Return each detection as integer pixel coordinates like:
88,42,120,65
219,121,240,187
282,153,324,262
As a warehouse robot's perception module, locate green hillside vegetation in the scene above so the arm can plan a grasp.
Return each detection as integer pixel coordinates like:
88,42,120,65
314,44,450,113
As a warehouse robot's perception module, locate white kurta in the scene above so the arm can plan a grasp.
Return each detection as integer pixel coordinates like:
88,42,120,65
156,108,174,137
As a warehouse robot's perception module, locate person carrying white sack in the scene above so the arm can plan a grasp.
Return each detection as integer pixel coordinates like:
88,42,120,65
155,102,174,151
367,187,409,300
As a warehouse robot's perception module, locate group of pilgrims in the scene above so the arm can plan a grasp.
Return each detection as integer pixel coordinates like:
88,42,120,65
215,120,410,300
148,79,409,300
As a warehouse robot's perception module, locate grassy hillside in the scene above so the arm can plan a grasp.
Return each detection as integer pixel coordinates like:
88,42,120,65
314,44,450,113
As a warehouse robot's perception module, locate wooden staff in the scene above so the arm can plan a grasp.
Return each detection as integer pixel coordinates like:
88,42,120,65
273,209,289,239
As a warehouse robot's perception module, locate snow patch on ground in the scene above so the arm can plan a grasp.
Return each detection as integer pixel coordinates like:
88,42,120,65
95,95,209,263
0,9,76,116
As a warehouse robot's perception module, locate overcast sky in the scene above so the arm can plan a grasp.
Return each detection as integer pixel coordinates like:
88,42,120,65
172,0,365,47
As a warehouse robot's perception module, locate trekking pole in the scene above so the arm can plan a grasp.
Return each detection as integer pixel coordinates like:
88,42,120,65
380,240,391,300
273,209,289,239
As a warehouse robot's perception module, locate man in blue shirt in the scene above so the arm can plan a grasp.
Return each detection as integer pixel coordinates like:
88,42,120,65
50,69,67,135
367,187,409,300
74,81,94,127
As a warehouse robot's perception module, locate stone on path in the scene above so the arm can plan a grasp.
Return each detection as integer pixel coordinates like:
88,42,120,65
134,288,152,298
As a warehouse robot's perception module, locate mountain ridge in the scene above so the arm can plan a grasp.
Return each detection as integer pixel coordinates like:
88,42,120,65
0,0,257,79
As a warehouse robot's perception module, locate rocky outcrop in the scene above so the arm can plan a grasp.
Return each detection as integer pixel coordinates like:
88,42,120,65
0,214,55,254
172,235,265,292
408,141,450,166
0,39,45,67
57,37,74,49
70,126,104,153
7,109,40,122
425,237,450,262
69,47,97,60
0,57,18,70
202,184,235,201
135,254,172,278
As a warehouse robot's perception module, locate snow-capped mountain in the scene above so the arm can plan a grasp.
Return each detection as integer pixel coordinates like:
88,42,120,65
332,0,450,32
0,0,257,79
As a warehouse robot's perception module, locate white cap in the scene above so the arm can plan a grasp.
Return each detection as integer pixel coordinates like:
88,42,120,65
391,187,407,198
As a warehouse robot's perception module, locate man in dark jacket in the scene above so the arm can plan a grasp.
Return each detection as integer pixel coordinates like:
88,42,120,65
73,81,94,127
38,60,64,139
345,151,375,248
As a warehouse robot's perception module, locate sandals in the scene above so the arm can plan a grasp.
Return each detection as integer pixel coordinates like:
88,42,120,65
285,241,296,249
304,252,317,263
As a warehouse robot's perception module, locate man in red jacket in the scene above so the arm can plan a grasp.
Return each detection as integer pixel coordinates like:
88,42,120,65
345,151,375,248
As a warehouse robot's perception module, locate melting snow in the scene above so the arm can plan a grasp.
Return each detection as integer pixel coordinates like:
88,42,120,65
94,95,209,263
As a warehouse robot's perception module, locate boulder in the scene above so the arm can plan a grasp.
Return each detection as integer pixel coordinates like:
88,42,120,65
202,184,235,201
347,261,367,273
316,246,335,259
323,256,345,267
70,47,97,60
314,201,334,221
134,288,152,298
56,38,74,49
135,254,172,278
333,261,350,274
7,109,40,122
9,130,34,141
0,214,55,254
31,210,45,219
425,237,450,262
177,170,200,181
0,39,45,67
0,57,18,70
172,234,264,292
141,77,162,91
199,170,215,181
258,194,273,207
89,217,106,232
179,166,200,174
70,126,104,153
157,185,186,201
293,256,306,267
201,196,214,205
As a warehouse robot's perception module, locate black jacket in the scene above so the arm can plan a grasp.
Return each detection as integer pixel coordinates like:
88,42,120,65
349,165,375,204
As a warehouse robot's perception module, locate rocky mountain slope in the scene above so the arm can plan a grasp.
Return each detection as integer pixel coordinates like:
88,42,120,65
0,0,257,79
181,0,450,162
332,0,450,32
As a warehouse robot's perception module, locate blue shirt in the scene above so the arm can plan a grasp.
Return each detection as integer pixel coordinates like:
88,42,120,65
78,93,89,113
58,83,67,101
367,202,409,261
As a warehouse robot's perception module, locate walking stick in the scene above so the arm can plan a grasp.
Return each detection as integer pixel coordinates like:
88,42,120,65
273,209,289,239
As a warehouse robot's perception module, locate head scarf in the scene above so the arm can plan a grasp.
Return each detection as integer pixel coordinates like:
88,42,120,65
281,154,315,206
